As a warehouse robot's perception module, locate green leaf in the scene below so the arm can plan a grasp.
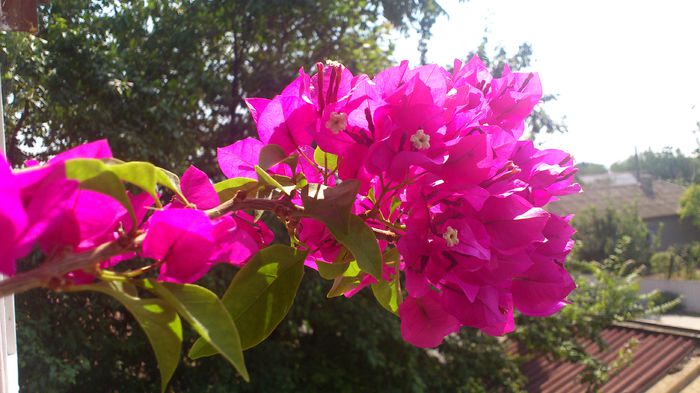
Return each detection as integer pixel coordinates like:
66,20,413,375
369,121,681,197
258,144,287,170
327,273,366,298
327,215,383,280
301,180,382,279
109,161,161,204
367,186,377,203
371,280,399,315
372,248,401,314
214,177,258,202
145,281,249,381
220,245,306,348
316,257,361,280
302,180,360,232
69,166,136,223
189,245,306,358
66,158,189,207
255,165,291,195
390,196,402,216
313,146,338,171
79,281,182,392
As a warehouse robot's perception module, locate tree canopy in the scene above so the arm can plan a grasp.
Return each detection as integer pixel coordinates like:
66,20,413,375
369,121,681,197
1,0,444,173
611,148,699,185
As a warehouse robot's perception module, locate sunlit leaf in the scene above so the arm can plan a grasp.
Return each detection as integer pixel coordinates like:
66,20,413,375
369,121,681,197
145,281,249,381
313,146,338,171
255,165,292,195
258,144,287,170
302,180,382,279
76,281,182,392
214,177,258,202
189,245,306,358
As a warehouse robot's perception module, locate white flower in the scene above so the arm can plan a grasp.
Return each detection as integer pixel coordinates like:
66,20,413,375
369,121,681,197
442,226,459,247
325,112,347,134
410,129,430,150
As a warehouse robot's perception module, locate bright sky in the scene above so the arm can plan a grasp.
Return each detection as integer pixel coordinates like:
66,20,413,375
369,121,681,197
393,0,700,167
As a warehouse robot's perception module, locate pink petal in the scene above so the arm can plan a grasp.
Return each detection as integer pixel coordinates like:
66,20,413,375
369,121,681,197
143,209,215,283
181,165,219,210
244,98,271,124
512,261,576,317
49,139,112,163
399,292,459,348
217,137,264,179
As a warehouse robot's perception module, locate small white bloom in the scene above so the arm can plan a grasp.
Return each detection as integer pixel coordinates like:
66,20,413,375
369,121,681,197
443,226,459,247
325,112,347,134
325,59,342,67
410,129,430,150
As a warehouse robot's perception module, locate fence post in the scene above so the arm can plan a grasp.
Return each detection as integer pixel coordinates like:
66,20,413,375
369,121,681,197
0,4,21,392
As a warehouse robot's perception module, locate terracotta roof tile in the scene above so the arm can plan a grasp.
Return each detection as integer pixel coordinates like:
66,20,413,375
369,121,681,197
511,323,698,392
548,180,687,219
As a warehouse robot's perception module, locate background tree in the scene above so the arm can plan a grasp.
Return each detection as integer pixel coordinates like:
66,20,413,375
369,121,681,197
680,184,700,228
611,148,699,185
576,162,608,176
570,205,656,269
1,0,444,173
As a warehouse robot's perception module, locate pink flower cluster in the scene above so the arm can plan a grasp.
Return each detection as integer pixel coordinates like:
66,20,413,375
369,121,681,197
1,57,580,349
225,57,580,347
0,141,270,283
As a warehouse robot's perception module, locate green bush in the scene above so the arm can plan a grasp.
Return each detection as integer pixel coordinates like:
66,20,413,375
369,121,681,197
571,205,657,270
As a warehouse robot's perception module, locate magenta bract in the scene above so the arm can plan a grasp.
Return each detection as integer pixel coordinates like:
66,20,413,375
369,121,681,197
2,58,580,350
241,57,580,347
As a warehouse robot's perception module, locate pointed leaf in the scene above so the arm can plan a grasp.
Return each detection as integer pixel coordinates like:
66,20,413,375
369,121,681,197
255,165,291,195
145,281,249,381
313,146,338,171
189,245,306,357
327,273,366,298
78,281,182,392
258,144,287,170
301,180,381,279
109,161,161,205
316,254,361,280
213,177,258,203
327,215,383,279
371,280,399,315
301,180,359,231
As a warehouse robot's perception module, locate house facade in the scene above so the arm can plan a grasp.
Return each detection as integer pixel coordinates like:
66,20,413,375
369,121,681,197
548,172,700,250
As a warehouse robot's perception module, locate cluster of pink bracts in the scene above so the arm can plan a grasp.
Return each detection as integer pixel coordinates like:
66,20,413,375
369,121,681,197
0,57,580,348
0,141,272,283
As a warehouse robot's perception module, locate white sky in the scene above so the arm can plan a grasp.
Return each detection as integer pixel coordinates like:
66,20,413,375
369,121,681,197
393,0,700,167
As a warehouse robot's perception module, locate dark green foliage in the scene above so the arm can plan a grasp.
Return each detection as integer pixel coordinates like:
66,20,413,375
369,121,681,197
576,162,608,176
650,242,700,280
1,0,443,174
611,148,700,185
571,205,656,268
172,274,527,393
17,269,527,392
680,184,700,228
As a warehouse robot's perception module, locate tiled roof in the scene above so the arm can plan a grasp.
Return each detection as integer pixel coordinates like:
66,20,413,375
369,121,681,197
547,179,687,220
512,322,699,393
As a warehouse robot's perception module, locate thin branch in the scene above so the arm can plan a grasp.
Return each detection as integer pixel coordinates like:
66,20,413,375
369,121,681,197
0,194,400,297
0,233,145,298
205,196,306,219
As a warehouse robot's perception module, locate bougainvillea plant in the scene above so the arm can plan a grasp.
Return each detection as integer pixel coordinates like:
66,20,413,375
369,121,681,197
0,57,580,390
